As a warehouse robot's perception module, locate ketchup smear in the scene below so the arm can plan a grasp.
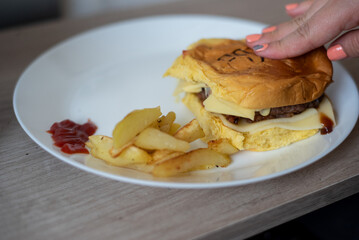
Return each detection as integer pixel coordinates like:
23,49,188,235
320,113,334,135
47,119,97,154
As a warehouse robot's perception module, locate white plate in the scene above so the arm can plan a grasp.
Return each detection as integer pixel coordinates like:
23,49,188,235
13,15,359,189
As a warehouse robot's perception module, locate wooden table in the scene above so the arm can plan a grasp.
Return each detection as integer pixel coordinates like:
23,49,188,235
1,0,358,239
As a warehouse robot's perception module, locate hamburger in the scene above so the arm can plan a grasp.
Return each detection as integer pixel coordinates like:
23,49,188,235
164,38,336,151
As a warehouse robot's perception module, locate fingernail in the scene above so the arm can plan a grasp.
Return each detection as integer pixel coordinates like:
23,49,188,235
246,34,262,43
327,44,347,61
262,26,277,33
253,43,268,52
285,3,299,11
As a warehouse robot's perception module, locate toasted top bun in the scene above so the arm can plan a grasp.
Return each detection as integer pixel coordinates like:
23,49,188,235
164,38,333,109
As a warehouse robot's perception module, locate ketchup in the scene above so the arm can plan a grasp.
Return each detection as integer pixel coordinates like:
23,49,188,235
47,119,97,154
320,113,334,135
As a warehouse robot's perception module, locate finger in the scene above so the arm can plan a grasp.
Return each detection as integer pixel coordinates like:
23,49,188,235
286,1,314,18
262,0,320,33
246,0,326,47
252,1,359,59
327,29,359,60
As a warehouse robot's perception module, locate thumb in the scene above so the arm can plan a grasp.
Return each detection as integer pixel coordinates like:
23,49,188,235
327,29,359,60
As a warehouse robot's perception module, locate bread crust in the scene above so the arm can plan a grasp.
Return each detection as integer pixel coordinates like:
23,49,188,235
165,39,333,109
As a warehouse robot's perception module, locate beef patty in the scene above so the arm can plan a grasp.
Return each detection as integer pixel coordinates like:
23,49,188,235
196,88,323,124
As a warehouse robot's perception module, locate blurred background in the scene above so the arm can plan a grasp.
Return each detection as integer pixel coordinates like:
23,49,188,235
1,0,358,239
0,0,186,29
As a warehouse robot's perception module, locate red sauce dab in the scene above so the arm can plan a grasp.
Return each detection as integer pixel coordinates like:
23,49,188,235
47,119,97,154
320,113,334,135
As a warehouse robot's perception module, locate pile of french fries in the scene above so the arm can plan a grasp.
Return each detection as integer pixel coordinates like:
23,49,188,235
86,107,238,177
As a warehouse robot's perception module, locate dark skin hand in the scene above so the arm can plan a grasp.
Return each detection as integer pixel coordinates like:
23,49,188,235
245,0,359,61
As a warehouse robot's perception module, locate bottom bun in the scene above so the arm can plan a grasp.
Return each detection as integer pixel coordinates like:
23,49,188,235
182,93,318,151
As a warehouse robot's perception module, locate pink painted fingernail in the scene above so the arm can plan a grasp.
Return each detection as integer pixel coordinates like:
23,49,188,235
262,26,277,33
253,43,268,52
285,3,299,11
327,44,347,61
246,34,262,43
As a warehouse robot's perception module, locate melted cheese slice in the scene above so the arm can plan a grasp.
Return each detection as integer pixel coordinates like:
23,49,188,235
203,94,268,120
174,80,335,129
217,96,336,133
173,80,206,96
175,80,268,120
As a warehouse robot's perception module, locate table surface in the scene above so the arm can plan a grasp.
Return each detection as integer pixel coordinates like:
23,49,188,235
1,0,359,239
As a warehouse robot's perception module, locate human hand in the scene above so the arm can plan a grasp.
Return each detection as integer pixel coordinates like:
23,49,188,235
245,0,359,61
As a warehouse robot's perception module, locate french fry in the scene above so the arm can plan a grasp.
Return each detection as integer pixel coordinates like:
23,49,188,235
151,149,183,163
173,119,205,142
159,111,176,133
123,163,154,173
110,139,135,157
168,123,181,135
151,119,204,163
208,138,239,155
151,111,177,133
151,115,165,130
87,135,152,166
152,148,231,177
111,107,162,156
87,107,235,177
134,127,190,152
